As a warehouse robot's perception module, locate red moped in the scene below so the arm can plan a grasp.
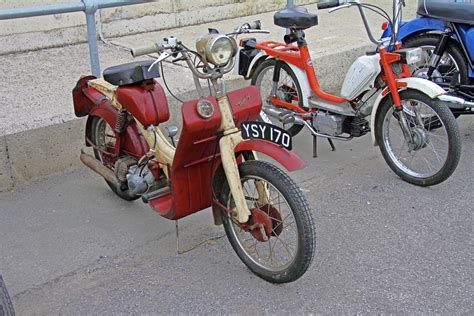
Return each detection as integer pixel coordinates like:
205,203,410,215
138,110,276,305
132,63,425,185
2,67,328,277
73,24,316,283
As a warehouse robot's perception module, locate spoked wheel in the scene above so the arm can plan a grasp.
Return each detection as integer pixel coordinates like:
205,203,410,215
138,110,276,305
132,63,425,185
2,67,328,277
404,34,468,119
220,160,315,283
375,89,461,186
89,116,140,201
404,34,468,88
251,59,306,136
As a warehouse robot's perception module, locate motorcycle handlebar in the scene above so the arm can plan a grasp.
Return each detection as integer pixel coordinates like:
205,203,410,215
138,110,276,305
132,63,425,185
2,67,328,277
131,43,165,57
317,0,340,10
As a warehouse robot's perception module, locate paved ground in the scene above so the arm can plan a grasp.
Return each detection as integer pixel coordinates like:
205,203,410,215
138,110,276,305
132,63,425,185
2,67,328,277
1,118,472,314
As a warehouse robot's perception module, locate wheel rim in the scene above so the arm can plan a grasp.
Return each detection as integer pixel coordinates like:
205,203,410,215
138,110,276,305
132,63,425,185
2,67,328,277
382,99,450,179
410,44,461,87
94,118,117,168
226,175,299,272
254,64,301,131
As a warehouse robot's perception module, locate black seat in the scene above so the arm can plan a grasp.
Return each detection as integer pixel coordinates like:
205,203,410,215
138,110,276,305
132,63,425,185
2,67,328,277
417,0,474,25
274,7,318,30
103,60,160,86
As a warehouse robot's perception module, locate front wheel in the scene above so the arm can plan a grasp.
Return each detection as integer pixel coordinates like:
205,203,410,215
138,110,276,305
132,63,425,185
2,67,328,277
375,89,461,186
220,160,316,283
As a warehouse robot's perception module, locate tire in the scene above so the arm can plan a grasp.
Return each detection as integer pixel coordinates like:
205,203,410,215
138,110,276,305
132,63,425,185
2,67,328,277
219,160,316,283
0,275,15,316
404,34,469,90
375,89,461,186
89,116,140,201
251,59,305,136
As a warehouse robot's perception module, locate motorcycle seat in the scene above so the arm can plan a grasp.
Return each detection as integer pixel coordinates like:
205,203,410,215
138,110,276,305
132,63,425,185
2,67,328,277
417,0,474,25
103,60,160,86
274,7,318,30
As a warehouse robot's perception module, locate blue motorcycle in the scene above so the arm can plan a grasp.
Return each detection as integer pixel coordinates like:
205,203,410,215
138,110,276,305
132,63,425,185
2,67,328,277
381,0,474,115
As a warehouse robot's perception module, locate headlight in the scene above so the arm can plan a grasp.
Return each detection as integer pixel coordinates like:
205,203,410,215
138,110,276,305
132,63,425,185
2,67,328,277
395,47,422,65
196,34,237,66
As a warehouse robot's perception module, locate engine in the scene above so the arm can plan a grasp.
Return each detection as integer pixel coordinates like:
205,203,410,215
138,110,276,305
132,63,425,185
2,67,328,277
115,157,157,195
312,111,369,137
313,111,344,136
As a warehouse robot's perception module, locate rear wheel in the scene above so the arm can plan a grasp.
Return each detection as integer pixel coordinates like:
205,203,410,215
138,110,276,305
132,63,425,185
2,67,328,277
220,160,316,283
89,116,140,201
251,59,305,136
375,89,461,186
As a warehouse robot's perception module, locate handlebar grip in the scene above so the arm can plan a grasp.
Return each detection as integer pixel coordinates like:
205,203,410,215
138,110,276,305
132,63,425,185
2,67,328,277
317,0,340,10
131,43,163,57
248,20,261,30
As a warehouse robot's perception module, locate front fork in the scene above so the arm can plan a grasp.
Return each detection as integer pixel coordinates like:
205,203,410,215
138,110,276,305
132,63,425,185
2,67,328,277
216,93,269,223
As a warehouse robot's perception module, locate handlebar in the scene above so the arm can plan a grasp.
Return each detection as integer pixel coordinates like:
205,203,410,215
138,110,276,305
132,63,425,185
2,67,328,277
131,43,166,57
317,0,340,10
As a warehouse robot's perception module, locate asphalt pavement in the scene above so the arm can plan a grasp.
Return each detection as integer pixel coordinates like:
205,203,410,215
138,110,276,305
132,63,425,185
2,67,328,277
0,117,472,314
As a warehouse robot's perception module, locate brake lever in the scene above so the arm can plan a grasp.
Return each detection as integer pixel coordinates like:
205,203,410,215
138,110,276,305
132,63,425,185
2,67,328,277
148,51,171,72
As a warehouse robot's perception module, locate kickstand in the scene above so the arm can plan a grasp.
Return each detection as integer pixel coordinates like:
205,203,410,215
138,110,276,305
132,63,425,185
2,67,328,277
328,138,336,151
175,220,225,255
312,135,317,158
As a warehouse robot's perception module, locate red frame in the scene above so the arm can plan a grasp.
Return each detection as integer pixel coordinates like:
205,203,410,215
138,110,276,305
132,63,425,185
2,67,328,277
254,40,411,111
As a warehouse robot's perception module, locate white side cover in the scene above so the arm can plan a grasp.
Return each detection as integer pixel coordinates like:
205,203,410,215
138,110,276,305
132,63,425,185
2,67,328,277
341,54,381,100
369,77,447,146
246,55,312,108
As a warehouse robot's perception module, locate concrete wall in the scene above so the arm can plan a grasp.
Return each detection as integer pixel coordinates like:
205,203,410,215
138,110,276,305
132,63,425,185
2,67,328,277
0,0,317,55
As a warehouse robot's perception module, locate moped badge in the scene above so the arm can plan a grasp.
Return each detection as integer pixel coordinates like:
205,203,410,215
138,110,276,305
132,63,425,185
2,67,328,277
196,99,214,119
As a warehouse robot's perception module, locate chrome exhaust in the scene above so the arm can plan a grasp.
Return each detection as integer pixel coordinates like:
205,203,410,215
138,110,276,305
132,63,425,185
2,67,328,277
80,151,121,187
438,94,474,110
262,107,306,125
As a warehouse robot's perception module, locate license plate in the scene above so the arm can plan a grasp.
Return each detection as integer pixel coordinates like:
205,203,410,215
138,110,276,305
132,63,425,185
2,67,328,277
240,121,292,150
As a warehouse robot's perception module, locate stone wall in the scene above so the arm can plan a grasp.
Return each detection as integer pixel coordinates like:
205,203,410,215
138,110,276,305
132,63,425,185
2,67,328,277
0,0,317,54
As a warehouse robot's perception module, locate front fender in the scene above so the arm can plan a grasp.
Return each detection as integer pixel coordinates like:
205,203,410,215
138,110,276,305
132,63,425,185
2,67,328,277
235,139,307,171
369,77,446,146
381,17,445,41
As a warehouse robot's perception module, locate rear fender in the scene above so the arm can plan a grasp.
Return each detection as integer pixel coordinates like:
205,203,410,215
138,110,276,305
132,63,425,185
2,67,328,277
249,56,311,108
381,17,445,41
369,77,446,146
245,52,268,79
86,103,149,158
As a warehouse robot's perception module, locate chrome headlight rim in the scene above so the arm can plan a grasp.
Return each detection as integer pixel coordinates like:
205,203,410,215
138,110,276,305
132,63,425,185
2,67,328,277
205,34,237,66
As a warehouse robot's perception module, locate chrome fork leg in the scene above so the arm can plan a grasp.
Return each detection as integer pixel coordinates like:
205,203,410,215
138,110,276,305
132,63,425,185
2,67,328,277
396,108,415,145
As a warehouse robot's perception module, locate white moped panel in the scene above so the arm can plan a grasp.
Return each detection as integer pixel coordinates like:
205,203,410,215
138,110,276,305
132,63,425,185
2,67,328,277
341,54,381,100
245,51,267,78
287,63,311,108
369,77,447,146
247,56,312,108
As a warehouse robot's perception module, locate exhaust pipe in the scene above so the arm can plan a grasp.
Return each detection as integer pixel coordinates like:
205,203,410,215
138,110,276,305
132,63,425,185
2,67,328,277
80,151,121,187
438,94,474,110
262,107,306,125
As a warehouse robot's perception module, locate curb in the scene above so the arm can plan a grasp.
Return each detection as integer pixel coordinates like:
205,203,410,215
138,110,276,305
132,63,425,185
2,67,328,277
0,44,371,193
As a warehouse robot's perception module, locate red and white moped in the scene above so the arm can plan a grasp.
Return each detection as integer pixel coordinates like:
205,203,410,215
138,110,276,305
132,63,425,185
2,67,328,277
73,25,315,283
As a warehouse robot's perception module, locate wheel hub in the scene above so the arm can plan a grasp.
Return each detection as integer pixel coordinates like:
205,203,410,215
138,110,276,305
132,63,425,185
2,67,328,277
245,205,283,242
409,127,429,151
413,67,443,84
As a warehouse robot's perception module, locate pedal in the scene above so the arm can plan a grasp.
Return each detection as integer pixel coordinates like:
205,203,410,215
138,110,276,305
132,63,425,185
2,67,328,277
142,186,171,203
